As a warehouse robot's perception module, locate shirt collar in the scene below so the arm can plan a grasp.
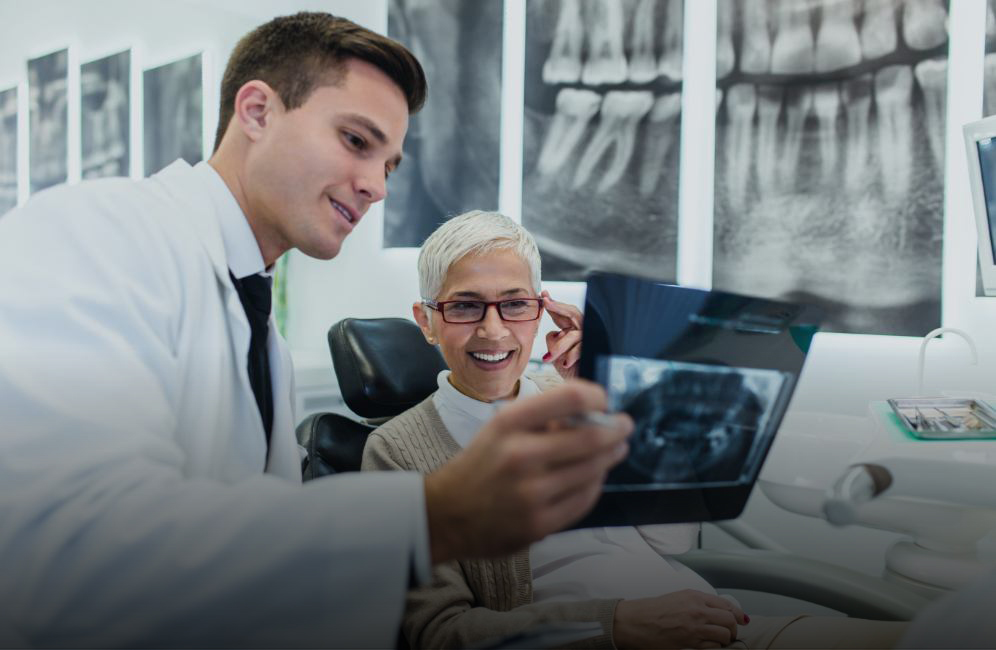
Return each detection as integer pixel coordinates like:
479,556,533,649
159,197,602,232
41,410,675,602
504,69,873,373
434,370,542,426
193,161,268,280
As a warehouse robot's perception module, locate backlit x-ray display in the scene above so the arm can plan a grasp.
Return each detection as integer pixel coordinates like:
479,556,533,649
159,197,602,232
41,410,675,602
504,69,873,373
574,272,820,527
604,357,787,489
28,49,68,194
81,50,130,179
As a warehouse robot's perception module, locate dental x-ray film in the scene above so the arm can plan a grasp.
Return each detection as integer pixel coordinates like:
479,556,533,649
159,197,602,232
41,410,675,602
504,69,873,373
574,272,821,527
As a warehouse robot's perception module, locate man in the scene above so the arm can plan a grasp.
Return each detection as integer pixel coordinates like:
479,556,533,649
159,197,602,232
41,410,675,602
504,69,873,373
0,13,630,648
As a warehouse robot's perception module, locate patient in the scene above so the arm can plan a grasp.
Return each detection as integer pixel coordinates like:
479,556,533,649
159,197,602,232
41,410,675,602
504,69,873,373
362,210,908,649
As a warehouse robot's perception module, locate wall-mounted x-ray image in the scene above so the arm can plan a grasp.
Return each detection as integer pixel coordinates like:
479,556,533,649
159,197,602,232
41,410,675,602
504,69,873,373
985,0,996,115
28,49,68,194
143,53,202,176
81,50,130,179
713,0,947,336
523,0,684,281
604,357,785,488
383,0,503,248
0,87,17,215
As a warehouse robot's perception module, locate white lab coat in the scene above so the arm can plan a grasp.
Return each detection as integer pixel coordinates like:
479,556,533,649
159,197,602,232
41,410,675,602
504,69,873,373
0,161,425,648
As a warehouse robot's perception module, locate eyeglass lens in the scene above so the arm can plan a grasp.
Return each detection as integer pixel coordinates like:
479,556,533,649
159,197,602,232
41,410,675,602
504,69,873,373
442,299,540,323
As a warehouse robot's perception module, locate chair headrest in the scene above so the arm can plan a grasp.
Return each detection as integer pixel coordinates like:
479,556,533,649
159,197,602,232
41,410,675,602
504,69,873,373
328,317,448,419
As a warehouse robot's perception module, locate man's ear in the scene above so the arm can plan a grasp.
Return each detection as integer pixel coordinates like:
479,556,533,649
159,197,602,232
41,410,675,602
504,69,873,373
412,302,436,345
234,80,278,142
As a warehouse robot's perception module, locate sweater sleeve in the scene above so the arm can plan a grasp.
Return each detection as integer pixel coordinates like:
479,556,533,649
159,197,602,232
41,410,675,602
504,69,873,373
405,561,619,650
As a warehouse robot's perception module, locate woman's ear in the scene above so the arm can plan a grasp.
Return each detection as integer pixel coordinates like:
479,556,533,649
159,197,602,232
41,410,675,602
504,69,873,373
412,302,436,345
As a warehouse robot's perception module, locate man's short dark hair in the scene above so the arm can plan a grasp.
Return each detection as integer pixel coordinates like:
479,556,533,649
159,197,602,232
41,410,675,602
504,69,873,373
214,11,427,151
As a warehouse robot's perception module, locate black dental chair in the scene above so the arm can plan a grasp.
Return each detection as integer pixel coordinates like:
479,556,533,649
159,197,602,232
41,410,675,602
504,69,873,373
297,317,448,479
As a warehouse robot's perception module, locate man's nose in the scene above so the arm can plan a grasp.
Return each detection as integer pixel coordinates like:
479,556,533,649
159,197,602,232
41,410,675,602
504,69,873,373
355,161,387,204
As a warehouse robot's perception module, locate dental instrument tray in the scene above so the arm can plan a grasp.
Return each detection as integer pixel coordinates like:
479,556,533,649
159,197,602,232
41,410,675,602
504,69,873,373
575,272,822,527
887,398,996,440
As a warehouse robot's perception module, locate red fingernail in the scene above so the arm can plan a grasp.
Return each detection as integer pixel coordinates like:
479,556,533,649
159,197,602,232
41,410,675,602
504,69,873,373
542,353,552,362
744,615,750,624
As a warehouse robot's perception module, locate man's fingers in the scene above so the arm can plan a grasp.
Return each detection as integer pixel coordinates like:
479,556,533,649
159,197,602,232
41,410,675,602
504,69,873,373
533,440,628,504
529,472,606,534
489,382,609,432
508,414,631,470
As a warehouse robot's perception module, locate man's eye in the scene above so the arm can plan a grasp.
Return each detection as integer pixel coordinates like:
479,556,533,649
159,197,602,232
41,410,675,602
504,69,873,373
449,302,481,311
344,132,365,149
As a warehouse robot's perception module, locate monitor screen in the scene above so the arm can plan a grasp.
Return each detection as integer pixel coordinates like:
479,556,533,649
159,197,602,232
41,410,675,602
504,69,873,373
976,137,996,265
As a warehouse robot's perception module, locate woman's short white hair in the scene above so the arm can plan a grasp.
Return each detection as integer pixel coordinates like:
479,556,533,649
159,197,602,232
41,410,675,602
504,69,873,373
418,210,542,300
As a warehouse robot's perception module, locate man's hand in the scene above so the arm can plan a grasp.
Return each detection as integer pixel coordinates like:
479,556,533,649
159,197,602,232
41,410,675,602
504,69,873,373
541,290,583,380
424,381,631,564
613,590,748,649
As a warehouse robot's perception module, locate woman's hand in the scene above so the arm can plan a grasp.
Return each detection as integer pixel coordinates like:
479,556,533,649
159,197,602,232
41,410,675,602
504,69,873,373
541,290,582,380
613,590,748,649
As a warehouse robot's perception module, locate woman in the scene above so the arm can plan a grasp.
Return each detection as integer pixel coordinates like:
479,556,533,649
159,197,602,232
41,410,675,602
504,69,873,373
362,211,907,650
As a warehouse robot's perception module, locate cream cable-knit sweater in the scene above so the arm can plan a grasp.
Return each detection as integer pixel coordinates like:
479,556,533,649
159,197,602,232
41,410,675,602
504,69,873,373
362,391,619,650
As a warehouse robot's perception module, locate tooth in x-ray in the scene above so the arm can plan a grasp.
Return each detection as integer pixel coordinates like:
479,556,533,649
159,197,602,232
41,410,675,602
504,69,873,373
716,1,735,79
756,85,782,195
914,58,947,171
841,74,872,192
658,0,683,81
777,86,813,191
639,93,682,197
582,0,628,85
629,0,659,83
537,88,602,177
875,65,914,205
740,0,771,74
573,90,653,193
812,84,841,177
771,3,815,74
902,0,948,51
861,0,897,60
543,0,585,84
815,1,861,72
724,83,757,207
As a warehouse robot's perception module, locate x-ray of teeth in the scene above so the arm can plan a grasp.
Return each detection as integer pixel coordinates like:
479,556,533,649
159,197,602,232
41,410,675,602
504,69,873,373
383,0,502,248
81,50,130,180
143,54,202,176
713,0,947,336
985,0,996,116
603,356,785,488
523,0,683,281
28,49,68,194
0,88,16,216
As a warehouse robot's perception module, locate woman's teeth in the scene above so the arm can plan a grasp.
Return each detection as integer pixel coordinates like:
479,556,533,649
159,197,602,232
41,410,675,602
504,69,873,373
471,351,511,363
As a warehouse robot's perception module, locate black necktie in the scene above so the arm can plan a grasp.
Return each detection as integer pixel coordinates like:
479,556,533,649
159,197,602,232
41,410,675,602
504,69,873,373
230,270,273,445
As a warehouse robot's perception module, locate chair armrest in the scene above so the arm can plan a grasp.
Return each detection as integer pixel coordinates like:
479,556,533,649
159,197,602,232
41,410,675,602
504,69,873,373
679,549,930,620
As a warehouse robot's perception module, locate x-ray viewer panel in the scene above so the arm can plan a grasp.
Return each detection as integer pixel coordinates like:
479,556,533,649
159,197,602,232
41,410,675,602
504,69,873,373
602,356,787,491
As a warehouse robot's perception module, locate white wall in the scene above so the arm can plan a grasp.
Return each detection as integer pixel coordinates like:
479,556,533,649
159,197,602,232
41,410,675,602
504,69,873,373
3,0,995,585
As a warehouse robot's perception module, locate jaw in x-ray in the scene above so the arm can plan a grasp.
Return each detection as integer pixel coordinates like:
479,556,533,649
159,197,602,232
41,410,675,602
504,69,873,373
604,356,786,490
